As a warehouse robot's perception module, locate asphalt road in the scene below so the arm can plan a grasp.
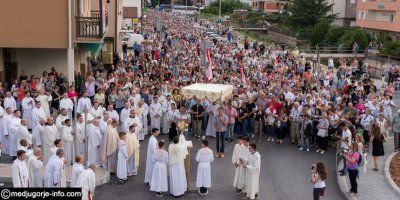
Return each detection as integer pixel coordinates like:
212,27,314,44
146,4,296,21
95,134,344,200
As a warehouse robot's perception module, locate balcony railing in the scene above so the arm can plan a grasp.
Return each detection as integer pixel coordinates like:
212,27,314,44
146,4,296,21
76,11,108,38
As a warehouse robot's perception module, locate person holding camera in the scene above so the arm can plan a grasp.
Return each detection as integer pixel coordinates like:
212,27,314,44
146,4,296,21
345,142,361,197
311,162,327,200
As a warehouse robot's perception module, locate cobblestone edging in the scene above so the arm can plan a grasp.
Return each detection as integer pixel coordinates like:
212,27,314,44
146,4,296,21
384,152,400,195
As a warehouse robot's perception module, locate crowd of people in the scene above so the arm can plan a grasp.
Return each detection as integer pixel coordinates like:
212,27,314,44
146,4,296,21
2,8,400,200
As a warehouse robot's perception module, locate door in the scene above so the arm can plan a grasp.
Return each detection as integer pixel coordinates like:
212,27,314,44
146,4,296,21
3,48,17,84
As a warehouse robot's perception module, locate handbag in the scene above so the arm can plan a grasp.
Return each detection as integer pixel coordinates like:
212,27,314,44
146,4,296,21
317,129,327,137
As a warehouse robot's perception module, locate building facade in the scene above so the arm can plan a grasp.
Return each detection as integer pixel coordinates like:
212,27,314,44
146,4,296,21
356,0,400,40
0,0,122,83
328,0,357,27
122,0,143,33
252,0,290,13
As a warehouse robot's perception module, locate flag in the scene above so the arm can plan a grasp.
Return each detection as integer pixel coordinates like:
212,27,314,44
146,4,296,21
205,48,213,81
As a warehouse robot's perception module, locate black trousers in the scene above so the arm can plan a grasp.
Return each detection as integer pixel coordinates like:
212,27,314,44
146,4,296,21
313,187,325,200
200,187,208,194
348,169,358,193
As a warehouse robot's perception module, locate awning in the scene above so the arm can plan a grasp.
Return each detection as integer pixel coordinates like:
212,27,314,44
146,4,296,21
181,83,234,101
79,43,103,57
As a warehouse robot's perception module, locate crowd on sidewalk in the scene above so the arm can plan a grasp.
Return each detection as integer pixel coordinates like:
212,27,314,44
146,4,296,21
2,9,400,200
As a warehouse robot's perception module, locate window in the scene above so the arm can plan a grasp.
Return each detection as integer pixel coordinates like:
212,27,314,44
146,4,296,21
361,0,366,3
390,13,395,22
359,11,366,20
350,0,356,4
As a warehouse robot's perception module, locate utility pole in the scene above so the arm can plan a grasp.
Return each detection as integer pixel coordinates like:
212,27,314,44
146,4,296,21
316,45,321,77
219,0,222,19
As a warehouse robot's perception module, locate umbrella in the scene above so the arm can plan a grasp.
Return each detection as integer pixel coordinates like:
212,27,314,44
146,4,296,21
129,34,144,45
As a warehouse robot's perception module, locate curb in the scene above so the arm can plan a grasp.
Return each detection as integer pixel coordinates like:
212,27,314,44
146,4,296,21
336,160,357,200
384,152,400,195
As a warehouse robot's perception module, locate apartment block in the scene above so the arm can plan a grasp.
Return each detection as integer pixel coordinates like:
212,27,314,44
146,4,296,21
252,0,291,13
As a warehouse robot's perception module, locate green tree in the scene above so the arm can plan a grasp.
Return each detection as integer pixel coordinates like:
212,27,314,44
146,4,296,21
203,0,251,16
288,0,336,28
323,26,348,45
381,41,400,58
310,20,330,46
339,29,369,50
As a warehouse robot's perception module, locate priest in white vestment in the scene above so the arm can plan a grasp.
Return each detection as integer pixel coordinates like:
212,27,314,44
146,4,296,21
106,105,119,122
137,99,149,141
59,93,74,119
123,109,142,134
4,92,17,111
32,119,45,150
55,108,69,132
196,140,214,195
12,150,30,187
99,112,110,139
237,140,251,192
0,104,5,152
17,119,32,146
76,92,92,114
31,101,47,129
244,144,261,200
150,141,169,197
88,119,102,166
168,136,188,197
61,119,74,165
76,165,97,200
9,110,22,157
150,97,162,131
144,128,160,184
35,89,52,118
44,148,64,187
101,120,119,173
89,101,105,119
21,92,35,129
232,136,245,191
120,102,131,124
117,133,128,181
75,115,86,156
1,107,13,154
126,125,140,176
161,96,175,134
71,156,85,187
28,147,44,187
43,117,59,164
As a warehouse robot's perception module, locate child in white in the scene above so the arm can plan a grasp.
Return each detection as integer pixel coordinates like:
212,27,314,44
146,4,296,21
196,140,214,196
117,133,128,182
150,141,169,197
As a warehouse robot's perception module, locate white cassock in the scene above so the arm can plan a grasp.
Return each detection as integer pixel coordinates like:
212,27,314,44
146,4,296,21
76,97,92,114
55,115,69,133
32,124,45,150
117,140,128,180
232,143,244,189
70,163,85,187
150,149,169,192
9,117,21,157
123,116,142,134
31,107,46,129
87,124,102,166
76,169,96,200
43,124,59,164
137,105,149,140
237,144,250,190
44,154,64,187
196,147,214,188
99,119,108,139
106,110,119,122
150,102,162,130
59,98,74,119
168,143,188,196
161,100,175,133
12,158,29,187
206,104,220,137
144,135,158,183
120,108,131,124
245,152,261,200
89,106,105,119
75,122,86,156
17,125,32,145
18,146,33,161
61,125,75,163
0,106,4,150
4,96,17,111
27,155,43,188
36,95,52,118
22,97,35,129
1,112,12,154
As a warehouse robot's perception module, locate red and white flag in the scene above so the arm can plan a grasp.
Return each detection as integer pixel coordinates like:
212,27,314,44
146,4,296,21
205,48,213,81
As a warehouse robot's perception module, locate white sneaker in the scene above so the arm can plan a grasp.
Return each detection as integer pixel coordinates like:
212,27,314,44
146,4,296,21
316,149,321,153
306,149,310,152
271,138,275,142
299,147,304,151
267,138,271,142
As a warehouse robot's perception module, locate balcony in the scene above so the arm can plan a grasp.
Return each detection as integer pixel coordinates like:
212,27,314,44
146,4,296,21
75,11,108,43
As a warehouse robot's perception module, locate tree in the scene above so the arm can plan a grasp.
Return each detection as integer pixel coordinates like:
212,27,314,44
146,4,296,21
339,29,369,50
381,41,400,58
203,0,251,16
323,26,348,45
288,0,336,28
310,20,330,46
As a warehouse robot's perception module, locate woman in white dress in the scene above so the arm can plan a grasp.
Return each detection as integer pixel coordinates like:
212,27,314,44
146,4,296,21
35,89,52,118
206,101,220,137
150,141,169,197
196,140,214,196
